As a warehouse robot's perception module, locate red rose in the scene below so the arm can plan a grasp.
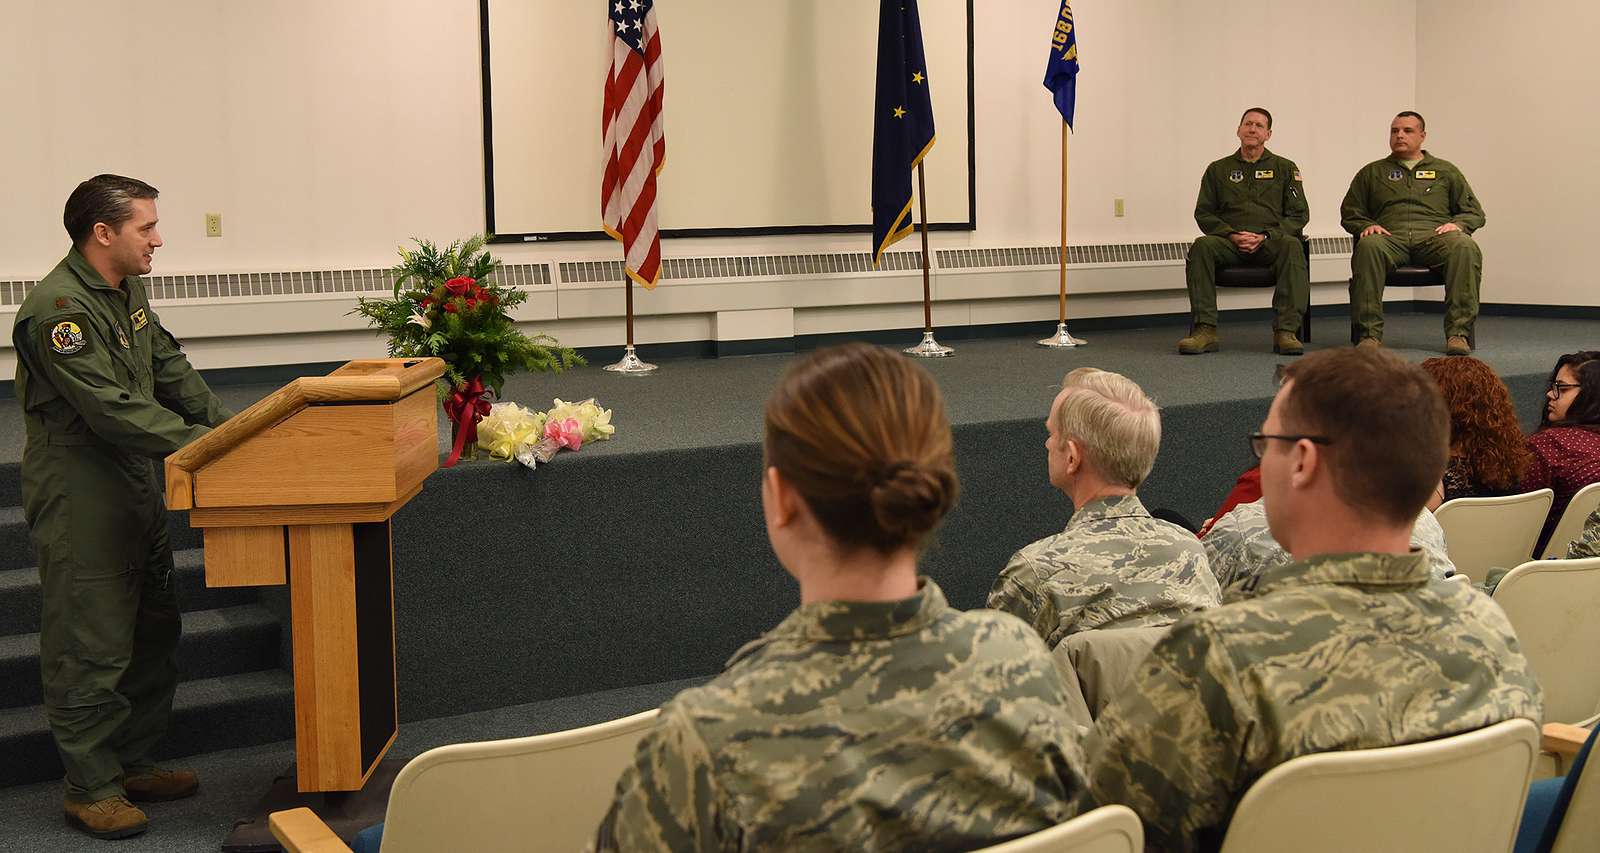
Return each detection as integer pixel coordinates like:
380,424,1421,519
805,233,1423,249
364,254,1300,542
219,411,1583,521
420,296,434,308
444,276,475,297
444,301,459,313
465,298,479,310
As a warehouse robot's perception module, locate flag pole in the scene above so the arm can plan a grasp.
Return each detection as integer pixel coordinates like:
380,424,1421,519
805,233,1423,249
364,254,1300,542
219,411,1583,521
903,163,953,358
1039,118,1085,348
603,273,657,373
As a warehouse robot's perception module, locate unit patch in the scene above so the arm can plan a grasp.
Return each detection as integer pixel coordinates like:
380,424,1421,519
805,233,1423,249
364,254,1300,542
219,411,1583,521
130,307,149,330
1229,169,1244,183
1255,170,1274,179
1294,170,1303,181
1415,170,1437,179
115,325,131,349
1388,168,1404,181
49,321,87,355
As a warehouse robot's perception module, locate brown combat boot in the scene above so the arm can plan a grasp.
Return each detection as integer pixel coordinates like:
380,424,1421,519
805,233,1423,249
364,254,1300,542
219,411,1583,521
1356,337,1382,350
1445,335,1472,356
1273,330,1304,356
1178,324,1219,354
64,795,148,839
122,766,200,802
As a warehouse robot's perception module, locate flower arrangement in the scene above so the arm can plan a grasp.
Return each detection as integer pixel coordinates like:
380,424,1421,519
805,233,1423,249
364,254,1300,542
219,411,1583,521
354,235,583,465
478,398,616,469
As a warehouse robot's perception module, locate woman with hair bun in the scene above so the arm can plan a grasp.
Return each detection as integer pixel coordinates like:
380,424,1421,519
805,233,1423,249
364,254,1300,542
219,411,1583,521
592,343,1086,852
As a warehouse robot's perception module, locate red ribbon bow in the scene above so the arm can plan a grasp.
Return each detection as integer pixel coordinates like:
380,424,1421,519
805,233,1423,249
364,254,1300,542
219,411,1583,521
442,377,493,468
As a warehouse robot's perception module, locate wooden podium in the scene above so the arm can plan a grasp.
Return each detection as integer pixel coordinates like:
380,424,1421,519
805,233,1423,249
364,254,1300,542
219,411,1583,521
165,357,444,795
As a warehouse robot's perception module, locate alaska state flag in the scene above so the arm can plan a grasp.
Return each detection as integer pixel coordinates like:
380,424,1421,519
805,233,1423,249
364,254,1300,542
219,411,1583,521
871,0,936,266
1044,0,1079,128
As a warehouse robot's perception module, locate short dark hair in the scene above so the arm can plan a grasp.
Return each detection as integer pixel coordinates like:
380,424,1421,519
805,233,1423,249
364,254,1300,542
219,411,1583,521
63,174,159,247
1281,347,1448,526
1544,351,1600,430
1240,107,1273,129
1395,111,1426,131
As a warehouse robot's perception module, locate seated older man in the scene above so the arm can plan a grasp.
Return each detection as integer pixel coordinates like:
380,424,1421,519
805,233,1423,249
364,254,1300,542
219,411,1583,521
987,368,1216,649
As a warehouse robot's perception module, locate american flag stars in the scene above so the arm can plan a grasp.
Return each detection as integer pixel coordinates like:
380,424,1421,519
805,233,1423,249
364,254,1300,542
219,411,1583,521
609,0,650,51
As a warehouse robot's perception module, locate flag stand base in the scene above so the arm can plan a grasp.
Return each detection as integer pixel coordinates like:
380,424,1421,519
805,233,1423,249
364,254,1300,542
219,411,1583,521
903,330,954,358
1037,322,1087,348
602,345,658,375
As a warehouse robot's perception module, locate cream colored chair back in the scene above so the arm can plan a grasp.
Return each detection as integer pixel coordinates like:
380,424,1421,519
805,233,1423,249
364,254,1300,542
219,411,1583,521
1552,734,1600,853
377,708,658,853
1217,718,1539,853
1433,489,1554,582
1543,482,1600,559
1493,557,1600,725
977,805,1142,853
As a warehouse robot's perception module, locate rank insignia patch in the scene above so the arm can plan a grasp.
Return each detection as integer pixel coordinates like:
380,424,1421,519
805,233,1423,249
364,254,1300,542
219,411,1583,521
1229,169,1244,183
49,321,87,355
1388,168,1404,181
1255,170,1274,179
115,325,131,349
130,307,149,330
54,297,70,309
1415,170,1437,179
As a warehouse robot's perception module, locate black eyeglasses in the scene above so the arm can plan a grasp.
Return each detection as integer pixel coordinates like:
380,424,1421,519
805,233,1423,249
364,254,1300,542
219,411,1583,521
1248,432,1332,459
1549,381,1580,395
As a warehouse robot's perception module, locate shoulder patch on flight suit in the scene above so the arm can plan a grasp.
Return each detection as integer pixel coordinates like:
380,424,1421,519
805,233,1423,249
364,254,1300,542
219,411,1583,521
1229,169,1244,183
1294,170,1303,181
130,307,149,330
115,325,131,349
1415,170,1436,179
1255,170,1274,179
48,320,88,355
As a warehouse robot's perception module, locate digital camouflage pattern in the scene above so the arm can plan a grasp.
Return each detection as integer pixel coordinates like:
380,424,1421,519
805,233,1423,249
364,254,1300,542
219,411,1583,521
1076,550,1542,853
1203,498,1455,594
1568,505,1600,559
987,495,1218,649
590,579,1086,852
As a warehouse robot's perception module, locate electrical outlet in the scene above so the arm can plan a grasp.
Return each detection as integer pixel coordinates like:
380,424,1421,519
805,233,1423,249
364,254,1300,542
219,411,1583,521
1113,198,1125,217
205,212,222,238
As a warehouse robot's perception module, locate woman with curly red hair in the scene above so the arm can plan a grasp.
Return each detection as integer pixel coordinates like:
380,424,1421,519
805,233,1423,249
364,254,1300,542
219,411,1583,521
1420,356,1533,501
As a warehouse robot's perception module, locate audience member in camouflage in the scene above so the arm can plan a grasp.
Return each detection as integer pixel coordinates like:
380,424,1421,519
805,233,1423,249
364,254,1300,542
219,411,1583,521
988,494,1216,647
1203,497,1455,593
592,579,1086,852
1076,347,1542,852
1569,505,1600,559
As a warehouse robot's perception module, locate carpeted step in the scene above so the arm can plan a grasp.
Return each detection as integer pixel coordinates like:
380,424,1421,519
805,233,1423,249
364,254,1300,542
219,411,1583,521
0,668,294,789
0,548,255,637
0,462,18,507
0,504,202,573
0,604,281,710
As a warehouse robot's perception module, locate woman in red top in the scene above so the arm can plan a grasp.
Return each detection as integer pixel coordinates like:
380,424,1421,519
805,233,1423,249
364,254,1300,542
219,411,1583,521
1526,351,1600,554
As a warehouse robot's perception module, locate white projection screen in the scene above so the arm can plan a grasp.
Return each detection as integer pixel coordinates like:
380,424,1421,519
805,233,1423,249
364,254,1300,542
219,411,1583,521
480,0,974,241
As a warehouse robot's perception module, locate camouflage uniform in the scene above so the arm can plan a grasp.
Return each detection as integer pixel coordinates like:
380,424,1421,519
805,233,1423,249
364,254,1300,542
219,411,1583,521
987,495,1218,648
1076,550,1542,853
1202,498,1455,594
1569,506,1600,559
590,578,1086,852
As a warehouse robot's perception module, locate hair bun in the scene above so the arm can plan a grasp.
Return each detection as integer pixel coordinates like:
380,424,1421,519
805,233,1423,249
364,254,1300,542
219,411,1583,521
869,462,955,539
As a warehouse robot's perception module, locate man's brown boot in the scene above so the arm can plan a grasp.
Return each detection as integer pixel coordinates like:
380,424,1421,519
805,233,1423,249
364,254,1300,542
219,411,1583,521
122,767,200,803
64,795,148,840
1273,330,1304,356
1178,324,1219,355
1445,335,1472,356
1356,336,1382,350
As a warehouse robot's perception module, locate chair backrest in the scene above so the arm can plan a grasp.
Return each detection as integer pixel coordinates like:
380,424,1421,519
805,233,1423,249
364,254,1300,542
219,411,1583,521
377,708,658,853
1492,557,1600,725
1542,482,1600,559
1433,489,1554,583
1552,728,1600,853
1218,718,1539,853
976,805,1143,853
1056,626,1167,721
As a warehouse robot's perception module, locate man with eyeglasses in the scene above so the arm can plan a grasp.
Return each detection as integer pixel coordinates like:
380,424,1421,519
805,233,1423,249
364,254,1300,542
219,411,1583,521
1073,347,1540,852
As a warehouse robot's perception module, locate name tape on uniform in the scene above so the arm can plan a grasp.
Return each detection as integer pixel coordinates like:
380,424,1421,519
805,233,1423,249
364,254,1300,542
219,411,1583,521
131,307,149,330
1415,170,1437,179
1255,170,1274,179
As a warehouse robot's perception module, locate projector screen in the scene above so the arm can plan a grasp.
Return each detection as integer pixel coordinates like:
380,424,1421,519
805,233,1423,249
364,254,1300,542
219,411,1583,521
480,0,975,242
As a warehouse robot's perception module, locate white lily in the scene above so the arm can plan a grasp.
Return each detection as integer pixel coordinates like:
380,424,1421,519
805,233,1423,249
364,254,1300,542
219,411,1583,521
407,311,431,329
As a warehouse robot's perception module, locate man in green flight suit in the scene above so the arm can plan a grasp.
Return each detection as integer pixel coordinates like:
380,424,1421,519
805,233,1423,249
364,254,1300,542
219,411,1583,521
1178,107,1310,356
1341,111,1486,355
13,175,234,840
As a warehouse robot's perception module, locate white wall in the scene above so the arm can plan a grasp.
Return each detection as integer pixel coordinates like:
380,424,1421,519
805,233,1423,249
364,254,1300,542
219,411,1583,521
1416,0,1600,307
2,0,1453,372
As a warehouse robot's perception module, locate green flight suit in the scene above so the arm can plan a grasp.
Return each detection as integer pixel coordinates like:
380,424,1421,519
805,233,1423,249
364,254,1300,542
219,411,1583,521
13,248,232,803
1341,151,1486,341
1187,149,1310,333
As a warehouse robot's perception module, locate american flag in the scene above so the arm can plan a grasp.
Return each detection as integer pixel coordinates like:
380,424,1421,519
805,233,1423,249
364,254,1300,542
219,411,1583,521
601,0,665,289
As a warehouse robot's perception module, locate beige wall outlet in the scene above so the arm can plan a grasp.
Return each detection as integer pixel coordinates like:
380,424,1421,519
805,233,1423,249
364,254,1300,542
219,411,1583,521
205,212,223,237
1113,198,1125,217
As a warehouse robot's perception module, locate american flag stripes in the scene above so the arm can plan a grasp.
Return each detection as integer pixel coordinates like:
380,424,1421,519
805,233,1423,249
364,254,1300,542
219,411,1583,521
601,0,666,289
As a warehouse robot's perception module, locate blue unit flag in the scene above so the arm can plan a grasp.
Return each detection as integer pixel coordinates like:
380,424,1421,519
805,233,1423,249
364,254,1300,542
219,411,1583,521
1044,1,1080,128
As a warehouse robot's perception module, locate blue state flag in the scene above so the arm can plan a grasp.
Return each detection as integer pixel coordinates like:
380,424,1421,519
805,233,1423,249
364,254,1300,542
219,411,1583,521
1044,0,1080,128
871,0,936,266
